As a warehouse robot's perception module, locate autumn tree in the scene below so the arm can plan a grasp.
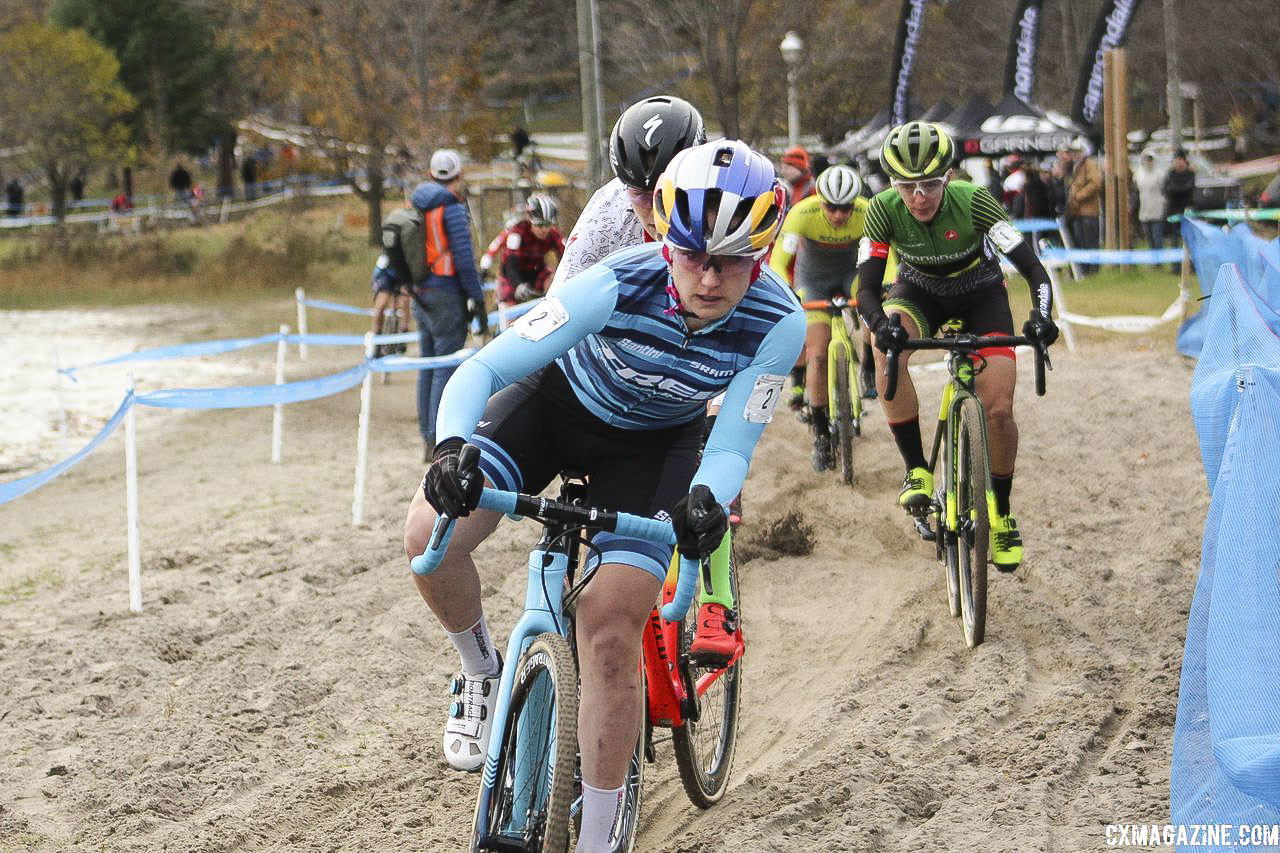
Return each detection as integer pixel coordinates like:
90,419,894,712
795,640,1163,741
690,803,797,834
0,22,134,222
51,0,234,156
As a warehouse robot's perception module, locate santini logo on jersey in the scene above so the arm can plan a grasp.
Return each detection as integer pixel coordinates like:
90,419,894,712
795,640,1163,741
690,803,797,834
613,337,735,378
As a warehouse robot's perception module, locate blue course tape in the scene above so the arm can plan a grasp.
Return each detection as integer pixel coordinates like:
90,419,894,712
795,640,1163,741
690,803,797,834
300,297,374,317
0,392,135,506
61,334,284,379
136,365,369,410
1041,247,1184,265
1013,218,1061,234
370,348,476,373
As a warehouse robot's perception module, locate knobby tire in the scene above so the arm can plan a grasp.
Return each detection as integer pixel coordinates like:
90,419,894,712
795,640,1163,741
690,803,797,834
955,396,989,648
671,545,741,807
478,633,578,852
833,348,855,486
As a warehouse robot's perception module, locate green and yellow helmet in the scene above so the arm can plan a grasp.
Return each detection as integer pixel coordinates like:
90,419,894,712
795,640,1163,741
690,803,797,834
879,121,954,181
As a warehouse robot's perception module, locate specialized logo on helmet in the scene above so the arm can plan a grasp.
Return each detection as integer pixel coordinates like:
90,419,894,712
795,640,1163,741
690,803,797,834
642,115,663,147
945,229,958,241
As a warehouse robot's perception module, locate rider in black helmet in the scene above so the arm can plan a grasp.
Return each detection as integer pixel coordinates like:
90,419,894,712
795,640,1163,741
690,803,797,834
609,95,707,192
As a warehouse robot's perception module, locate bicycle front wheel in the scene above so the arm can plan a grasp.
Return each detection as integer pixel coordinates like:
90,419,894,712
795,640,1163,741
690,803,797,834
477,633,578,852
832,348,855,486
954,396,990,648
671,546,741,808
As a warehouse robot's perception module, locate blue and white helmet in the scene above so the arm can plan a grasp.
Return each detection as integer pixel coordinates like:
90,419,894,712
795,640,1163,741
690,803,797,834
653,140,786,259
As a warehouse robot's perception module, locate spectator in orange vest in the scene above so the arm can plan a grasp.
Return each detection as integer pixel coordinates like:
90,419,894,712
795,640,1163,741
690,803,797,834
409,149,488,461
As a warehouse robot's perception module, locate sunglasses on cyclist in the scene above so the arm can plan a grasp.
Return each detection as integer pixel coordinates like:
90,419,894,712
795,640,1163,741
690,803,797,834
670,248,754,274
821,202,855,213
892,177,948,197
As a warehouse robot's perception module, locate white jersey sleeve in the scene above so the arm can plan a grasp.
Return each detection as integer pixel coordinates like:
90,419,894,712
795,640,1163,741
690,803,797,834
548,178,646,293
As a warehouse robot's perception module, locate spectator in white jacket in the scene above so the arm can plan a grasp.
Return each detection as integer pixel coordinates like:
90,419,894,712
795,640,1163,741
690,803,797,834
1133,153,1166,251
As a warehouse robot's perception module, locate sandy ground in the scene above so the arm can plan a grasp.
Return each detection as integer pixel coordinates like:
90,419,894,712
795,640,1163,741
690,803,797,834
0,305,1205,852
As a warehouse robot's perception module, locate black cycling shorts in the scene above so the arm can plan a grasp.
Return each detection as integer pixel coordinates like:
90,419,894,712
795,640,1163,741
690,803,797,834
884,279,1014,343
470,365,702,581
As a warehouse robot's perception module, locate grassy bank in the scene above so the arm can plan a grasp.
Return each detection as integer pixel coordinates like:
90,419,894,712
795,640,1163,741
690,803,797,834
0,197,378,312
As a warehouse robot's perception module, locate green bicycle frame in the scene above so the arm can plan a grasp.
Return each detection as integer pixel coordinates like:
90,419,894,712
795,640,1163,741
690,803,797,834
925,354,992,535
825,306,862,422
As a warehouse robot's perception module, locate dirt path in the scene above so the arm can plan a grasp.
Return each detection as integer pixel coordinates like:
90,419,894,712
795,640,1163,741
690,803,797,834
0,318,1203,851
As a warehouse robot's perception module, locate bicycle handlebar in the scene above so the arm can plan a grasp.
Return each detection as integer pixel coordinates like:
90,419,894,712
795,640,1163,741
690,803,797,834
882,315,1051,401
410,451,700,622
800,296,857,312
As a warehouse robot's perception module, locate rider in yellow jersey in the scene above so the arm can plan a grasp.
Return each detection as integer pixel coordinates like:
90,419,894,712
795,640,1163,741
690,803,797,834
769,164,875,470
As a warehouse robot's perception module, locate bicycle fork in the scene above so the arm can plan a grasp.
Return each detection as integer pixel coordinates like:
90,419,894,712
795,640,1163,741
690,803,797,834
474,548,570,838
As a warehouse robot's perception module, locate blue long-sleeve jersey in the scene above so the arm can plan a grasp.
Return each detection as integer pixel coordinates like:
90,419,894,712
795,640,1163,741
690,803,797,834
436,243,805,506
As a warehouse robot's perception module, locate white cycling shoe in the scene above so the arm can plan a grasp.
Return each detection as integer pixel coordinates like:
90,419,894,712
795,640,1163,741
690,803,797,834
442,664,501,772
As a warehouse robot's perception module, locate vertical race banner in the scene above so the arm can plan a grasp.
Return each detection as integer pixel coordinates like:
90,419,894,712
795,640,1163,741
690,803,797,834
889,0,928,126
1072,0,1145,128
1003,0,1045,103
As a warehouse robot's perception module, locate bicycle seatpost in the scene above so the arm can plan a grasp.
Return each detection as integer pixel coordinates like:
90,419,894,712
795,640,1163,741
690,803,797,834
883,315,903,401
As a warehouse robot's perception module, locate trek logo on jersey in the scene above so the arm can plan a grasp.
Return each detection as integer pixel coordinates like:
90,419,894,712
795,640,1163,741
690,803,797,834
596,342,708,399
945,229,959,241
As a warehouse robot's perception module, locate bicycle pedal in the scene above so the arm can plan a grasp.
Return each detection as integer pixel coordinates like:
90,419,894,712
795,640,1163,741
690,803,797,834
911,514,936,542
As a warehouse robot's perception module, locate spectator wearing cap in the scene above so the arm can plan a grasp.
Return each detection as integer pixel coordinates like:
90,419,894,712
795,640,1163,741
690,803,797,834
780,146,815,208
1064,140,1101,274
408,148,488,461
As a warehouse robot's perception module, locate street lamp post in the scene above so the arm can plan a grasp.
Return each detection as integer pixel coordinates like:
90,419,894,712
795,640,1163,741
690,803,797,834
780,31,804,148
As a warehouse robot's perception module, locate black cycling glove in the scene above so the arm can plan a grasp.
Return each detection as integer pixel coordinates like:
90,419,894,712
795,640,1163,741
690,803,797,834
422,438,483,518
672,484,728,560
873,316,908,354
1022,313,1059,347
467,298,490,336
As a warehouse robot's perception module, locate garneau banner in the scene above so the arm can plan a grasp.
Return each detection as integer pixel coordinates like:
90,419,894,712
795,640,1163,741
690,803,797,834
1003,0,1044,103
889,0,928,126
1072,0,1144,128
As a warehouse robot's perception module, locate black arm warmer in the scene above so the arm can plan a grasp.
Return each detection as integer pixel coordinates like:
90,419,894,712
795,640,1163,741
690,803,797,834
1005,240,1054,320
857,255,889,330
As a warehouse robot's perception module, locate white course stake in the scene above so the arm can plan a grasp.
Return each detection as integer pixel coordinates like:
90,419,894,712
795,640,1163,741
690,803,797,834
352,332,375,526
124,373,142,612
271,324,288,463
295,286,309,359
54,344,69,455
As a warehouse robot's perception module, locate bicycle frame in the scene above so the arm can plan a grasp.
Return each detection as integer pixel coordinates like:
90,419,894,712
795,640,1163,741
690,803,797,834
825,306,862,423
924,354,991,544
412,462,701,850
473,535,574,844
642,563,742,730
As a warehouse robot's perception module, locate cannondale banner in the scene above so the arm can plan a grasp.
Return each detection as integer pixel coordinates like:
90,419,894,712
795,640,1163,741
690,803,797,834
1072,0,1145,128
889,0,928,126
1003,0,1044,103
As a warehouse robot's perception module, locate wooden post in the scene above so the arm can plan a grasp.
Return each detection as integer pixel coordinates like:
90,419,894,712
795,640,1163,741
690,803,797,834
1114,49,1132,251
1103,51,1118,252
1103,48,1132,252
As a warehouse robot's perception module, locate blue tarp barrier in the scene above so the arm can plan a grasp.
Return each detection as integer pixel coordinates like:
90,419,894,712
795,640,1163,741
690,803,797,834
1177,220,1280,358
1171,262,1280,842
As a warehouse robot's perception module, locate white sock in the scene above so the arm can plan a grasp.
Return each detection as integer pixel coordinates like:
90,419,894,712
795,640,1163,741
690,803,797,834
575,782,624,853
446,616,500,676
